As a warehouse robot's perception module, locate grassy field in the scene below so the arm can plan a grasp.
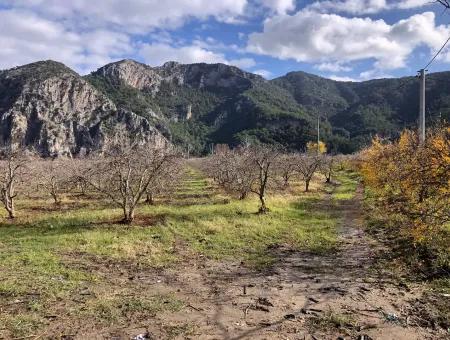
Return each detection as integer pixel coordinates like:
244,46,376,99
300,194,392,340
0,168,358,338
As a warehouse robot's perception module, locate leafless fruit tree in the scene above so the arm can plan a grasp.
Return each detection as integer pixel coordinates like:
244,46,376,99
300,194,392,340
296,154,323,192
205,144,279,213
277,153,298,188
81,142,178,223
205,145,254,200
248,145,280,213
145,159,183,205
319,155,337,183
34,158,73,204
0,146,32,218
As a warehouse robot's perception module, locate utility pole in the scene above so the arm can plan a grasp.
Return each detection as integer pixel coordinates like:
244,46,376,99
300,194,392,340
418,69,426,144
317,116,320,155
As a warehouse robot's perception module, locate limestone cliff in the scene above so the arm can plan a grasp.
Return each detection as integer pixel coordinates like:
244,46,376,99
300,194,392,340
92,59,263,95
0,61,166,156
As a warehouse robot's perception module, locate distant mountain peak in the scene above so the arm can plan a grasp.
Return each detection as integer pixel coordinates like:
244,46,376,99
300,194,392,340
161,61,180,68
2,60,77,82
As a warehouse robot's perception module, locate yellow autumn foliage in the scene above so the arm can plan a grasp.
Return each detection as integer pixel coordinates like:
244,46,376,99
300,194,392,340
361,127,450,244
306,141,327,154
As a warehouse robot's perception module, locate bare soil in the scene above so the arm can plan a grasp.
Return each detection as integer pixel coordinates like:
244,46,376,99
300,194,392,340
51,188,447,340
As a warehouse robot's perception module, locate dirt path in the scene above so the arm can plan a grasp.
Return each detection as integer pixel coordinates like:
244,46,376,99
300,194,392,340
77,188,444,340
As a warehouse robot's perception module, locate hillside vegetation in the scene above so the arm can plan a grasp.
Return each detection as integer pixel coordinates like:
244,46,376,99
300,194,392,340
1,59,450,155
86,60,450,154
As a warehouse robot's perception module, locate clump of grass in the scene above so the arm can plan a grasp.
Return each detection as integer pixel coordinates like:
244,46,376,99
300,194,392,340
163,323,197,339
309,310,358,331
0,313,44,338
0,248,94,301
81,294,184,324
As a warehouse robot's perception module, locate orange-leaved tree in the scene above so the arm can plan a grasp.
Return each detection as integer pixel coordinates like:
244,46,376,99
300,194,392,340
361,127,450,246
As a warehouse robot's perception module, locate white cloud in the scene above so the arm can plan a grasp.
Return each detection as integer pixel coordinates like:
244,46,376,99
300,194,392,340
396,0,430,10
230,57,257,68
307,0,429,15
328,75,359,82
328,69,393,81
139,43,227,66
0,9,131,73
259,0,296,14
359,69,393,80
253,69,273,78
0,1,255,73
5,0,248,33
315,62,352,72
139,42,256,70
309,0,388,14
248,10,450,71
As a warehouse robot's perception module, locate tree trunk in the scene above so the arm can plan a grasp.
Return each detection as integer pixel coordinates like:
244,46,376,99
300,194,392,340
121,204,134,224
122,206,135,224
239,191,247,200
50,190,60,205
5,198,15,219
283,176,289,188
79,182,87,196
2,188,15,219
325,174,331,183
258,195,269,214
305,179,310,192
127,208,135,223
145,192,154,205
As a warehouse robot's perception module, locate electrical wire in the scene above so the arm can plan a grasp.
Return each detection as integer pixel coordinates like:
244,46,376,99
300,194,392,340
423,34,450,70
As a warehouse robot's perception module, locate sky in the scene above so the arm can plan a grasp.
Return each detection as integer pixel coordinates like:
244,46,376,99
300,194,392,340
1,0,450,81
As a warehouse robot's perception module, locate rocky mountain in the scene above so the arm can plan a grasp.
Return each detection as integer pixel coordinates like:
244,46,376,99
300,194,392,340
86,59,314,154
0,59,448,156
0,61,166,156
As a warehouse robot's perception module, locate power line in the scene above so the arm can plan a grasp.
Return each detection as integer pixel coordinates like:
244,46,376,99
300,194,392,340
423,34,450,70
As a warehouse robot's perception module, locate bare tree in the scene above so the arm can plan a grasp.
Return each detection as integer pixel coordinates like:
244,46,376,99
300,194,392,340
248,145,280,213
0,146,31,218
277,153,298,188
81,142,178,223
205,145,254,200
319,155,336,183
145,159,182,205
34,158,72,204
205,144,279,212
296,154,322,192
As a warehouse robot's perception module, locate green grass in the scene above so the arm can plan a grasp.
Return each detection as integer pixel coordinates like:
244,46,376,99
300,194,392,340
308,309,358,331
145,193,338,268
0,313,43,338
80,293,184,324
332,169,359,201
0,167,359,337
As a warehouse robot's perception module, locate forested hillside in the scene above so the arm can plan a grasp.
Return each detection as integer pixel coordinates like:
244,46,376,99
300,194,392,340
1,59,449,155
86,59,450,154
85,60,315,154
272,71,450,152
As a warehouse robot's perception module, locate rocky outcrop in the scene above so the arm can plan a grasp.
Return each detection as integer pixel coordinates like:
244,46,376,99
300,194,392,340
0,61,166,156
92,59,264,95
93,59,163,93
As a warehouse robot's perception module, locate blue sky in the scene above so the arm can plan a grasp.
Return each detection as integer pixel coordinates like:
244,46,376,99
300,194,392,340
1,0,450,81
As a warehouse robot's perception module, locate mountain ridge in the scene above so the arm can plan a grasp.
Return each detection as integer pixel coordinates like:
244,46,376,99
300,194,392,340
0,60,167,156
0,59,448,156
